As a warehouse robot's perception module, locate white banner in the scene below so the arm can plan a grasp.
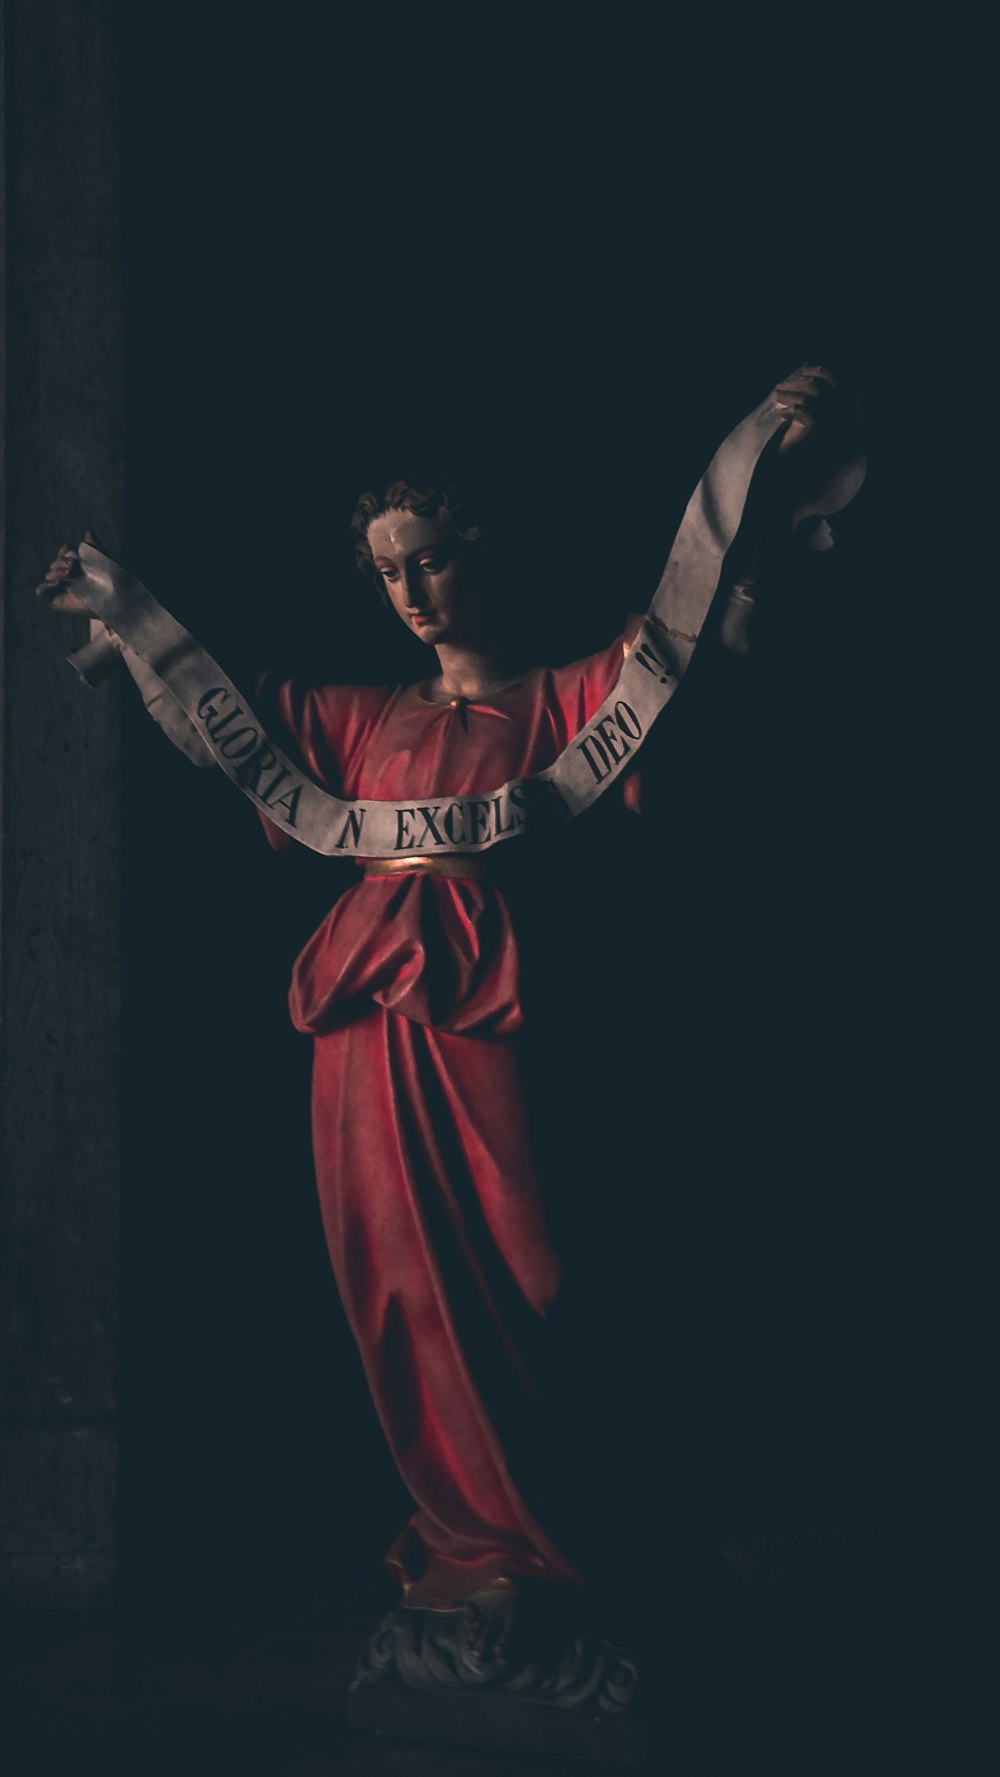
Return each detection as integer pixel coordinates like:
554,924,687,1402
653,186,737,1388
68,382,861,858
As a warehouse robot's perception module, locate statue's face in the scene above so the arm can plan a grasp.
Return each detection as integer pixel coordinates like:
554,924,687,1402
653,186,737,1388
367,511,482,647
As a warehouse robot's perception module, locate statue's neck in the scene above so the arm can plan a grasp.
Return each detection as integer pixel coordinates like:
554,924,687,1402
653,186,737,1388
427,640,526,701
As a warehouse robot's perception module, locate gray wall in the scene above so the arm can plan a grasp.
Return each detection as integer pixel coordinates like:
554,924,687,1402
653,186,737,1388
0,0,123,1607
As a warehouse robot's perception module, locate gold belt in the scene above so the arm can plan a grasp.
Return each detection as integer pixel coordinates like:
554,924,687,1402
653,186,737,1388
362,855,488,880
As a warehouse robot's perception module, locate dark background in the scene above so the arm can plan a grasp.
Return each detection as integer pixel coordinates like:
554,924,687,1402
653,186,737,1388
96,6,932,1632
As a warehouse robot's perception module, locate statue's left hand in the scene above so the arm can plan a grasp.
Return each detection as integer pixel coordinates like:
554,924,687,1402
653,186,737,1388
770,364,860,458
35,531,102,616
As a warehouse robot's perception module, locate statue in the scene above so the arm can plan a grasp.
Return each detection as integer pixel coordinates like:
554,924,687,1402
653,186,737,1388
36,365,864,1760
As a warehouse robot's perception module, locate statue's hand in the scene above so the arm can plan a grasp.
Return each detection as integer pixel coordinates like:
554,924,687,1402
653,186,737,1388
35,536,94,616
770,364,860,458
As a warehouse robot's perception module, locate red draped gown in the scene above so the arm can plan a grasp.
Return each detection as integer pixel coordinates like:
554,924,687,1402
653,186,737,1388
260,626,641,1607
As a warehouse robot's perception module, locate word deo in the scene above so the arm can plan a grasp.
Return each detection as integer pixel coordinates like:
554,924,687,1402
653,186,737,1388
576,700,643,785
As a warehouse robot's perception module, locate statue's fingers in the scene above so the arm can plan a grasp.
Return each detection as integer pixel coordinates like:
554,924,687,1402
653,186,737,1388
35,581,89,612
775,411,820,454
51,546,82,573
773,397,818,419
774,377,827,401
796,363,838,384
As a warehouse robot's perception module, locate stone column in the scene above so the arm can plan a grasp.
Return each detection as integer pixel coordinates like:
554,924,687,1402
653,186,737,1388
0,0,123,1607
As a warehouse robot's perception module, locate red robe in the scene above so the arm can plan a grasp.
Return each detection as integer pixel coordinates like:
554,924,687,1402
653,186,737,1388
260,628,641,1606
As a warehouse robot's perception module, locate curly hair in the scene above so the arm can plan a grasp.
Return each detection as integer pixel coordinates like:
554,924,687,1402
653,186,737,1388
350,480,486,605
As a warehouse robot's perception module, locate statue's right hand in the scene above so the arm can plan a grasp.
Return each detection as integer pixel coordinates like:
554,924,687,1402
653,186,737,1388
35,541,91,616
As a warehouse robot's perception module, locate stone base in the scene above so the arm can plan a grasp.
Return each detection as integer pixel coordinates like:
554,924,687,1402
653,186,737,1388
348,1679,648,1766
347,1586,648,1765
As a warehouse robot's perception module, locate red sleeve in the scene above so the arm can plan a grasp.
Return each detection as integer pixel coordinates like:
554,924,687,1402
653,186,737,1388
549,615,646,815
548,614,645,737
252,674,392,853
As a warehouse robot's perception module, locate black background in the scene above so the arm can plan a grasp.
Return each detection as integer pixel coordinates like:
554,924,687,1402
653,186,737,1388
112,5,937,1630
